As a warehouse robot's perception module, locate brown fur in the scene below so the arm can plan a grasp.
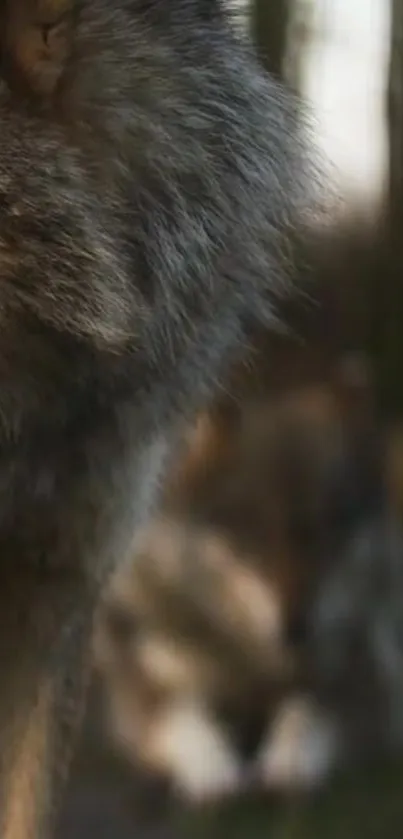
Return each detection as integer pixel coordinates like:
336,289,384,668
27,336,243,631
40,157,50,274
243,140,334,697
2,1,74,96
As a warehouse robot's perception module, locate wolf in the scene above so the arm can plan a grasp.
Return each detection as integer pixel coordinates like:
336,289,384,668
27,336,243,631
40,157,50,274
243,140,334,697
0,0,318,835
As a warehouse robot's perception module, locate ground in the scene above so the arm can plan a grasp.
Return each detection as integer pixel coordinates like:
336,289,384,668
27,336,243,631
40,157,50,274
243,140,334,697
57,735,403,839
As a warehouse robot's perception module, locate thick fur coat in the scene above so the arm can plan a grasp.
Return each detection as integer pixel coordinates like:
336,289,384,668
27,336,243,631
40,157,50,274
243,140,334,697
0,1,317,835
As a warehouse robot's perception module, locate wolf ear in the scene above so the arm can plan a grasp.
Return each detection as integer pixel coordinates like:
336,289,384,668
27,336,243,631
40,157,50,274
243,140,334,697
1,1,74,97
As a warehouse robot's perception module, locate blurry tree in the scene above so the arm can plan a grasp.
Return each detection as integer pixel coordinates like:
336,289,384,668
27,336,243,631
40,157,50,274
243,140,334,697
250,0,315,90
374,0,403,416
250,0,292,79
388,0,403,218
284,0,317,92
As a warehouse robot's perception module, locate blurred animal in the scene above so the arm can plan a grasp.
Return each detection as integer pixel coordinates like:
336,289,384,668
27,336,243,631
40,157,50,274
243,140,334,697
0,1,317,835
95,345,403,804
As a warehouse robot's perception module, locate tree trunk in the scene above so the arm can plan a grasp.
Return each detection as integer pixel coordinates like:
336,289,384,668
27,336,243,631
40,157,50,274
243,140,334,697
375,0,403,416
388,0,403,220
250,0,292,79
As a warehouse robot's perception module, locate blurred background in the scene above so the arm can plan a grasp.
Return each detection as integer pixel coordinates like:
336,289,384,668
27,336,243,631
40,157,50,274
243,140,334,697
253,0,390,204
57,2,403,837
